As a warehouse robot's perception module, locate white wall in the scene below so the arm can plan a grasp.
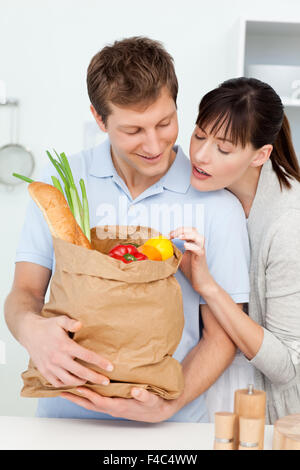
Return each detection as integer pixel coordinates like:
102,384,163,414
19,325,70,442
1,0,300,417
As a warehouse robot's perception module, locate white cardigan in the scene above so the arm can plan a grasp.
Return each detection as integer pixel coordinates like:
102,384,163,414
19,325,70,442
247,158,300,424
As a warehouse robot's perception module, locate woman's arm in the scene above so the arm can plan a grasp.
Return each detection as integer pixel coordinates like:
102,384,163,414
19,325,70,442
198,282,263,360
249,209,300,384
170,219,300,385
170,227,263,359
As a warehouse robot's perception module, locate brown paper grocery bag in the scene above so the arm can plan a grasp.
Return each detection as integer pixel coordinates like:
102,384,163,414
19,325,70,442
21,226,185,400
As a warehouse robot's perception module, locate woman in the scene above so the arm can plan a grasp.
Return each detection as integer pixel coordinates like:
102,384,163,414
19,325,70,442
170,77,300,424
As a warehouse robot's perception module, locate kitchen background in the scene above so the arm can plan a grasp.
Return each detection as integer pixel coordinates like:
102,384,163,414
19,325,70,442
1,0,300,417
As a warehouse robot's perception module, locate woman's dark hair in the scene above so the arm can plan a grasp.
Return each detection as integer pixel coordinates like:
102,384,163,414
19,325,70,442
196,77,300,190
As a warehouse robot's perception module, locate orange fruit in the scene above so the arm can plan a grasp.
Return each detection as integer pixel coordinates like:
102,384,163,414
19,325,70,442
144,237,174,261
137,244,162,261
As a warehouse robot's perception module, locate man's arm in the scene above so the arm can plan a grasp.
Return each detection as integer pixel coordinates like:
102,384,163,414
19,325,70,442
172,303,236,411
59,303,237,421
4,262,51,347
4,262,114,387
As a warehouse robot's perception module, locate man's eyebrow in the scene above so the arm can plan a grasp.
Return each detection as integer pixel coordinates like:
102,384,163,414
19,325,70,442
118,124,140,129
157,110,176,123
118,111,176,130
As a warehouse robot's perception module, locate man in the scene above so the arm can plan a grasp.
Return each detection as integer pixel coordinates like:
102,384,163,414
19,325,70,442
4,37,250,422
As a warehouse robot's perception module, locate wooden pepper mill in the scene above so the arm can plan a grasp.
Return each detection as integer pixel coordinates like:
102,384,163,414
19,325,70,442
273,414,300,450
214,412,237,450
234,384,266,450
238,416,262,450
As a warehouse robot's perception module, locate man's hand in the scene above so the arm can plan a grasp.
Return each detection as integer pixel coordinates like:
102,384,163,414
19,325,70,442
5,262,114,389
23,314,114,387
60,387,178,423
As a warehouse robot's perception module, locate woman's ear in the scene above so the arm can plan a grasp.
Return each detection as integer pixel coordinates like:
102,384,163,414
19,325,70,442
90,104,107,133
250,144,273,168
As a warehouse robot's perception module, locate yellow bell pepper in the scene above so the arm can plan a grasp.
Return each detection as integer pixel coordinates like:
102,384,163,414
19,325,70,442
143,236,174,261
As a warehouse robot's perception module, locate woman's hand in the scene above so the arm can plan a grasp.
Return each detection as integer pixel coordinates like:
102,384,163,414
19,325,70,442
169,227,216,296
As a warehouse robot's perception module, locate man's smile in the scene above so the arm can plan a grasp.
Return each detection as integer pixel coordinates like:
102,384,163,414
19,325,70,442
135,152,163,162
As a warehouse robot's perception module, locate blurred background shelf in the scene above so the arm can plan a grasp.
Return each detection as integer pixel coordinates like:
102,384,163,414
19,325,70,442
238,18,300,159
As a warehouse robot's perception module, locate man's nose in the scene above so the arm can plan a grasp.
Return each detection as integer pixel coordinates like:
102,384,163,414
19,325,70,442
141,131,162,157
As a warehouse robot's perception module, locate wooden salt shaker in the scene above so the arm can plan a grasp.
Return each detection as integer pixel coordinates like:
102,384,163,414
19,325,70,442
214,412,237,450
238,416,262,450
273,414,300,450
234,384,266,450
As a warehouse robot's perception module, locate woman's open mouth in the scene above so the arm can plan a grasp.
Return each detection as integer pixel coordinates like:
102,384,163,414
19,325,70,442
192,166,212,180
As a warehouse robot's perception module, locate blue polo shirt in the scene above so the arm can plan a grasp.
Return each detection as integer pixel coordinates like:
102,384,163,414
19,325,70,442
16,138,250,422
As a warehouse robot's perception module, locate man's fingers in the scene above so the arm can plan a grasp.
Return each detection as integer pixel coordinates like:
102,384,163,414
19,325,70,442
56,315,82,333
72,343,114,372
44,372,64,388
61,388,118,416
131,388,156,404
51,315,114,384
75,387,115,413
51,366,87,387
60,392,96,411
63,357,110,385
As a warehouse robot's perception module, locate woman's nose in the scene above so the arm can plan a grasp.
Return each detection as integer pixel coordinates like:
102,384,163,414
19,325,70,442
194,142,211,164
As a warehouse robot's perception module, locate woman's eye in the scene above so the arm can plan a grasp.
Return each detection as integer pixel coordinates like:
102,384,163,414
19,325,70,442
159,121,170,127
194,134,205,140
218,147,230,155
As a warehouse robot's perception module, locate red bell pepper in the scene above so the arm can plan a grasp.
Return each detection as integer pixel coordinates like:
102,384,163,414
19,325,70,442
108,244,148,263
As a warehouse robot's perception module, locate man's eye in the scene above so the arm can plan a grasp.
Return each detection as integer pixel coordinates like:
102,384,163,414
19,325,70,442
159,121,170,127
126,129,140,135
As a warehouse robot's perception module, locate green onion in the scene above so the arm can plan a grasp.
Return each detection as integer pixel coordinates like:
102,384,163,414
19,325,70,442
51,176,64,195
80,178,91,242
69,185,82,228
46,151,67,184
13,173,35,184
47,150,91,241
59,151,75,186
57,150,84,224
50,149,84,225
46,151,73,208
13,150,91,242
64,183,74,214
53,149,67,175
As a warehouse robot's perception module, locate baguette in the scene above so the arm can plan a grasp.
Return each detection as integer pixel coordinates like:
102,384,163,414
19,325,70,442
28,181,91,249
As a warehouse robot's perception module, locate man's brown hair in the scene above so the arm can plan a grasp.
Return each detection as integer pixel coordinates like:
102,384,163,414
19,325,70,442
87,36,178,124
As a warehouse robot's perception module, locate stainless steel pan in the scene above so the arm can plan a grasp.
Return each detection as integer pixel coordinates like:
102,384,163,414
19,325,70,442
0,80,35,188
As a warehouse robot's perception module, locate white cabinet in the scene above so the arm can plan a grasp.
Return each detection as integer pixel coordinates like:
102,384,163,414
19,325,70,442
238,19,300,158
